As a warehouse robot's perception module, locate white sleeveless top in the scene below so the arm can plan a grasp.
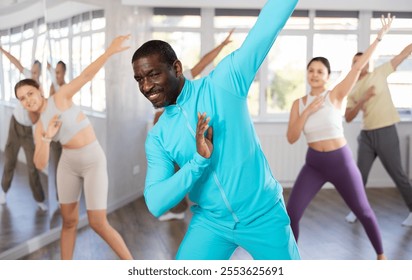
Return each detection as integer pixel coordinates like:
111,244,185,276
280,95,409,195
299,91,344,143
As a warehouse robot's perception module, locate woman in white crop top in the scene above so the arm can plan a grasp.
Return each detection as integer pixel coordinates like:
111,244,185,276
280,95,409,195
14,35,133,260
285,15,393,260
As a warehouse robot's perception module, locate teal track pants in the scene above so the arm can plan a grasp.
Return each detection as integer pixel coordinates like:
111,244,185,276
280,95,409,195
176,198,301,260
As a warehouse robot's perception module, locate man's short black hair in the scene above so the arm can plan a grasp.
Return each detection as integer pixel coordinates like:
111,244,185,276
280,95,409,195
131,40,177,68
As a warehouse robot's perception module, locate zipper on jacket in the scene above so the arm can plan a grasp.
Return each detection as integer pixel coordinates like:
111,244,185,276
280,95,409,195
177,104,239,223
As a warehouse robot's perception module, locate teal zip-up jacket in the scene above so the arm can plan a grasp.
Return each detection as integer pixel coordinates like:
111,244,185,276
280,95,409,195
144,0,298,228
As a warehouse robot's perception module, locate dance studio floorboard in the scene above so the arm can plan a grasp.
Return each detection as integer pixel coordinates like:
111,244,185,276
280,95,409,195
2,149,411,260
0,150,84,257
21,186,412,260
0,152,50,254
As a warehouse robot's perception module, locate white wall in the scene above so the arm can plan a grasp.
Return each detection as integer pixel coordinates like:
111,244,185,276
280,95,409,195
102,0,153,209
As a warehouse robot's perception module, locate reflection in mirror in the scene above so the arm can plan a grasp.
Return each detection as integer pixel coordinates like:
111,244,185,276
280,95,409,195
0,0,108,259
44,0,106,107
43,0,107,239
0,0,49,258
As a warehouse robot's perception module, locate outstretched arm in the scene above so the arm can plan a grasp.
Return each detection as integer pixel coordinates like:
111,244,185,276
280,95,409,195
57,35,130,101
391,43,412,70
189,29,234,78
211,0,298,98
0,46,25,73
333,14,393,102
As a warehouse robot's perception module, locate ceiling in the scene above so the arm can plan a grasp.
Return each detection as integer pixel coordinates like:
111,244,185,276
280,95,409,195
0,0,39,14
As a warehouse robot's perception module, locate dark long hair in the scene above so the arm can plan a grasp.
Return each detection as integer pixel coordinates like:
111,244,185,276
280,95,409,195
307,57,331,75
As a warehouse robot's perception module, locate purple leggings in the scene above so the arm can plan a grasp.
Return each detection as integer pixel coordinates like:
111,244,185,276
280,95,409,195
286,145,383,255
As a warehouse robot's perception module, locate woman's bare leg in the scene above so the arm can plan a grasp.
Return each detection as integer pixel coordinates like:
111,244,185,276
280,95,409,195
60,202,79,260
87,209,133,259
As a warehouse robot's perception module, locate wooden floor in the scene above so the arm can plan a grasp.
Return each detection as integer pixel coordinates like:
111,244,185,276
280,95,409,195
0,151,85,257
0,152,51,254
21,187,412,260
2,150,412,260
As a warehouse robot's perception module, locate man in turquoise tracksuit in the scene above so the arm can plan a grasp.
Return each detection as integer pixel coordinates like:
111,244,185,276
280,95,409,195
132,0,300,260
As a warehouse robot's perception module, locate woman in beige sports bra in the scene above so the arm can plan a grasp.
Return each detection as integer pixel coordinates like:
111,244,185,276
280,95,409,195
14,35,133,260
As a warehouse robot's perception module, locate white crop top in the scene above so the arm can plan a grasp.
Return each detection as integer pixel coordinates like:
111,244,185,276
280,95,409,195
299,91,344,143
40,96,90,145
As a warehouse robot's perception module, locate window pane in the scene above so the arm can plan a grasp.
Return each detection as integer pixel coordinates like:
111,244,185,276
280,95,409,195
72,36,81,105
72,15,81,34
91,32,106,112
284,16,310,30
80,36,92,107
38,21,47,33
313,34,358,87
153,15,201,28
35,33,46,62
49,39,60,62
153,32,200,73
59,20,70,37
314,17,358,30
45,11,105,112
214,31,246,65
49,28,60,39
10,31,22,43
60,38,70,65
266,36,307,113
81,17,91,32
1,46,12,101
92,17,105,30
1,34,10,44
371,17,412,30
92,79,106,111
23,28,34,39
21,39,33,69
215,15,256,29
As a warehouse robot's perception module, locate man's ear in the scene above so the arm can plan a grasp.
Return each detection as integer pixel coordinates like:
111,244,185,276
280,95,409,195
173,59,183,77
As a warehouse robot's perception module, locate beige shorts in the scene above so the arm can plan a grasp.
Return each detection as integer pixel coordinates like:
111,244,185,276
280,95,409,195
56,140,108,210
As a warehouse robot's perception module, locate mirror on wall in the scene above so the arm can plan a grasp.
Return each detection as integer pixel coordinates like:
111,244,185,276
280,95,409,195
0,0,51,258
0,0,104,259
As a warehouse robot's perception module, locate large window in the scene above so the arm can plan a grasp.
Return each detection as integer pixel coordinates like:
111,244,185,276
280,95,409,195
370,12,412,110
153,8,201,76
48,10,106,112
153,31,201,74
0,18,46,102
314,11,359,30
151,8,412,119
153,8,201,28
266,36,307,115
